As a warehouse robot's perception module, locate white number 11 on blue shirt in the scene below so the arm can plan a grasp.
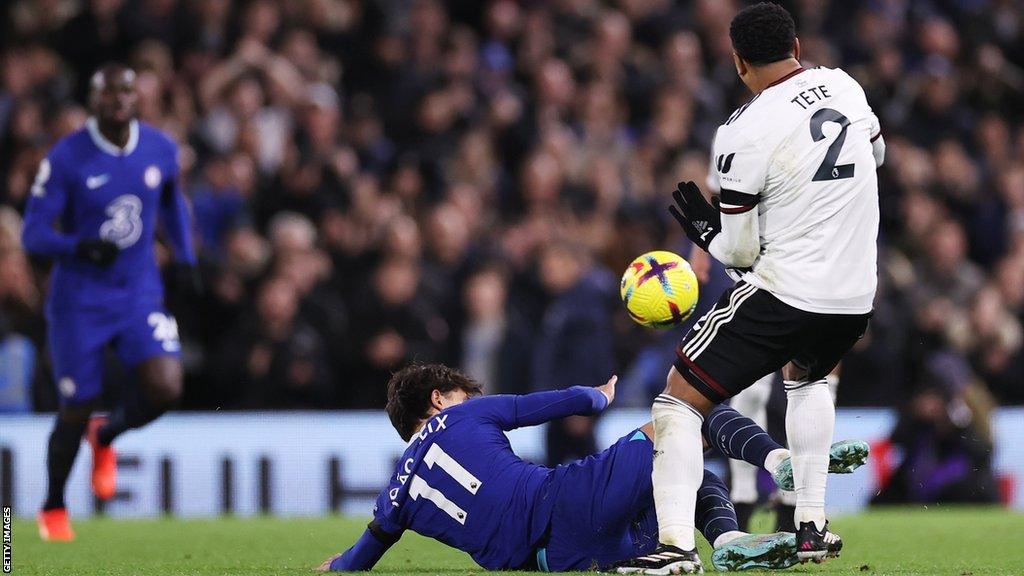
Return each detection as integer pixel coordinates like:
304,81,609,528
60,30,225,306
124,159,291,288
408,444,483,525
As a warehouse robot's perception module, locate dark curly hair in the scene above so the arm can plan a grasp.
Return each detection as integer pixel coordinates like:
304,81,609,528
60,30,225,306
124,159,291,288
729,2,797,66
386,364,483,441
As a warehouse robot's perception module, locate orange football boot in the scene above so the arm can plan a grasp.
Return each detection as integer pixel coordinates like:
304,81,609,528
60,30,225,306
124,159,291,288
86,415,117,500
37,508,75,541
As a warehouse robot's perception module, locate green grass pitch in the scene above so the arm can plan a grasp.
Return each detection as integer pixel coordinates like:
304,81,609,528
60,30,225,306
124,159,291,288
9,507,1023,575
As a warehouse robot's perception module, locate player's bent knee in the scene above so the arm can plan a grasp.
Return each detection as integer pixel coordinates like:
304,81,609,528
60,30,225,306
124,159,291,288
781,361,809,383
147,375,182,406
664,366,716,415
139,358,183,406
151,379,182,406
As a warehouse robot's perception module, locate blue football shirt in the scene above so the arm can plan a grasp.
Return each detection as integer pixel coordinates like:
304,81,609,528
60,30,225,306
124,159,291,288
364,387,608,570
22,118,195,311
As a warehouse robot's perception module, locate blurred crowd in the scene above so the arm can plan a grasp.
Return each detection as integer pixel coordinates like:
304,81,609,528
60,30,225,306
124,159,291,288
0,0,1022,435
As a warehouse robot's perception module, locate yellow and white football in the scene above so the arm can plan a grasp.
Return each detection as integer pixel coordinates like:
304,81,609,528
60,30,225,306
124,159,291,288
620,250,699,328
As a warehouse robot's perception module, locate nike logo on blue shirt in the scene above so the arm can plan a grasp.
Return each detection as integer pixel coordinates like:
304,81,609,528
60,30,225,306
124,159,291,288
86,174,110,189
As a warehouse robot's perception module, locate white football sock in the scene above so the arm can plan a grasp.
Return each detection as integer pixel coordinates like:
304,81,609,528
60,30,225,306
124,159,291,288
652,393,704,550
825,373,840,403
784,378,833,531
728,378,771,503
764,448,789,477
713,531,748,549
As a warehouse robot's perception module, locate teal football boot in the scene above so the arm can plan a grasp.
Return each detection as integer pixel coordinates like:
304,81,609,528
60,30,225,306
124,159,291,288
773,439,870,491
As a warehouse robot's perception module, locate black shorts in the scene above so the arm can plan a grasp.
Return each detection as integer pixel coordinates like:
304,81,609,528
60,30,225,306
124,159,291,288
673,282,871,403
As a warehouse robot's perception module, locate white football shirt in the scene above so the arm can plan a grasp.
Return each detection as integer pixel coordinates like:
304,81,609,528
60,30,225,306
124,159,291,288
706,66,882,314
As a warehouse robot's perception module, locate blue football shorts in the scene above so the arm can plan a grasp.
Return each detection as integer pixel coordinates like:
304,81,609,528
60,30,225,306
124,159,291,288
46,302,181,406
540,430,659,571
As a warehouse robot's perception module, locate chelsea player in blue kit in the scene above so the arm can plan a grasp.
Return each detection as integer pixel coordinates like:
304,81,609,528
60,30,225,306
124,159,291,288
318,365,861,572
22,64,196,541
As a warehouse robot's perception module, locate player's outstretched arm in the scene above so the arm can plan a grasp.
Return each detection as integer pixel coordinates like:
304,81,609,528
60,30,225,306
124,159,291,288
316,521,401,572
478,375,616,431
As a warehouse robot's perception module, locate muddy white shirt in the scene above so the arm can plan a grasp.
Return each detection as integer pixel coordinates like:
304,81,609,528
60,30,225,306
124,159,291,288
706,66,884,314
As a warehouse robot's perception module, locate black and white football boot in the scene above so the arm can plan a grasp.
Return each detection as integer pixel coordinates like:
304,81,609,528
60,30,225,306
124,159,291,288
796,520,843,563
612,544,703,574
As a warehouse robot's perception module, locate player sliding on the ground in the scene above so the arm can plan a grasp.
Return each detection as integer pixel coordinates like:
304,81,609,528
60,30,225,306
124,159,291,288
616,3,886,573
22,64,197,541
317,364,867,573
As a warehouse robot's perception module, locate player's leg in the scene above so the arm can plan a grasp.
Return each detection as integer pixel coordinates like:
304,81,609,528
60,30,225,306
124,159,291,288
698,464,840,571
783,312,870,562
623,368,714,573
544,428,763,572
701,401,868,500
702,403,788,480
100,308,183,444
775,363,845,533
97,356,182,443
769,366,836,534
592,425,777,538
781,364,836,561
826,363,841,403
631,469,750,555
39,310,108,540
39,403,93,541
696,468,814,572
548,423,823,572
618,283,793,574
723,375,773,529
694,469,743,550
623,458,805,573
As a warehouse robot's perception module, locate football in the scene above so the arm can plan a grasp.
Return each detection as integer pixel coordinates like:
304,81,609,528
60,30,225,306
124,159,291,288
620,250,699,328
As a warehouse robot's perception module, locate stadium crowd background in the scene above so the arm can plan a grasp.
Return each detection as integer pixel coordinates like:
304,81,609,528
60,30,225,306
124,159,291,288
0,0,1021,446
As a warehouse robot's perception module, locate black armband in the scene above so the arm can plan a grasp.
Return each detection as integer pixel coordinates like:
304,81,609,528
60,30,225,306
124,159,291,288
719,188,759,214
366,516,401,541
367,519,402,545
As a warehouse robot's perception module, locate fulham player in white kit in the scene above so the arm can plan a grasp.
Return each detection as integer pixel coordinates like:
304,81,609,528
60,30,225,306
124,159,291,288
615,3,885,573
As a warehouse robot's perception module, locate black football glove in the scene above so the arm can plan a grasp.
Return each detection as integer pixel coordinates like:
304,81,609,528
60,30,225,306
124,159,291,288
75,239,120,267
668,181,721,252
